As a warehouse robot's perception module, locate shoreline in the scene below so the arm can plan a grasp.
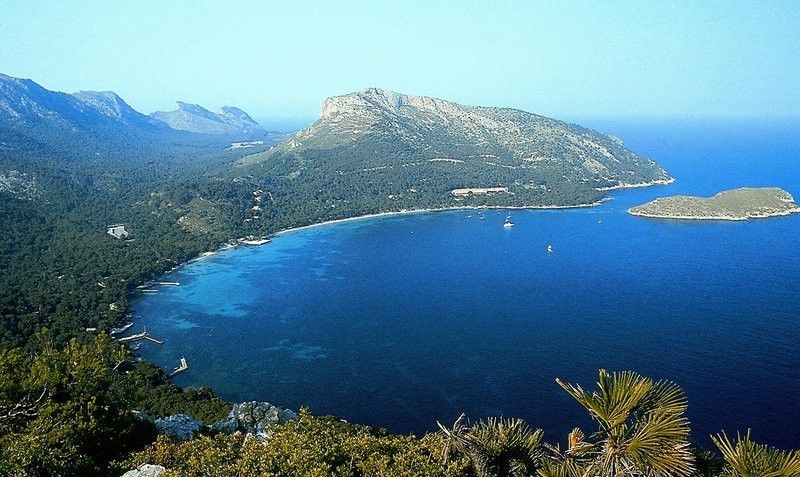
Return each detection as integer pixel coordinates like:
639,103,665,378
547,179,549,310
627,207,800,221
156,200,608,274
126,199,608,314
595,177,675,191
273,200,607,237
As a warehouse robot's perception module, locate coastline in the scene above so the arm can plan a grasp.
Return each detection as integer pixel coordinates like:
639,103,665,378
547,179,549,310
627,207,800,221
125,199,607,318
273,200,607,237
595,177,675,191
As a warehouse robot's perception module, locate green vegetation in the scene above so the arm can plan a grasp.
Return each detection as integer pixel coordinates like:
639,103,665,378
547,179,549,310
0,81,796,475
0,332,228,476
629,187,800,220
1,332,796,476
118,369,794,477
125,411,464,477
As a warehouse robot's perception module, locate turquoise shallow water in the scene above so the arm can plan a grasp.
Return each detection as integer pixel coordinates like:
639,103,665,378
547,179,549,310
132,119,800,448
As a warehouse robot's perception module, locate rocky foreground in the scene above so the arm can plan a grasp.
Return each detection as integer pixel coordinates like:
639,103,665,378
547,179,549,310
629,187,800,220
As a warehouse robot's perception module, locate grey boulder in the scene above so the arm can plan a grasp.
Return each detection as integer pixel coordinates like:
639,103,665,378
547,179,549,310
211,401,298,439
121,464,165,477
154,414,203,441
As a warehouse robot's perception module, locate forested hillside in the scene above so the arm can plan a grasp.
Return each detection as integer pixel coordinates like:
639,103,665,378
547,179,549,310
4,77,794,477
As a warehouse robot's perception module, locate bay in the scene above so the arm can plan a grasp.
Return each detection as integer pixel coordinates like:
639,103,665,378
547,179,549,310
132,119,800,449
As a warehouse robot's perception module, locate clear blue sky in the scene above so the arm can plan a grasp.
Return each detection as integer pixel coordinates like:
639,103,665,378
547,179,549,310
2,1,798,127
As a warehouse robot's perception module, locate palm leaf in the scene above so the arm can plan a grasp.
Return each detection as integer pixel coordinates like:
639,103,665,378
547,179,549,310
713,429,800,477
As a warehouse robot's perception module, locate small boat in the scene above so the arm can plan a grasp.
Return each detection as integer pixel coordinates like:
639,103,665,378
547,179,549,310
547,244,554,253
130,343,141,351
503,216,515,228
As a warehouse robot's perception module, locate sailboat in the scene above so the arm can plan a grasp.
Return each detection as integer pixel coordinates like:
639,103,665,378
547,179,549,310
503,215,514,228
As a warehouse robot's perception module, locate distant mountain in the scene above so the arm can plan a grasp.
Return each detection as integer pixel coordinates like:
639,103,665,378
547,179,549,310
72,90,163,128
242,88,671,207
150,101,265,137
0,73,156,131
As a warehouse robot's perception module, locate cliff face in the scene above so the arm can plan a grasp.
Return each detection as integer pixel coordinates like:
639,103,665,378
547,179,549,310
246,88,671,197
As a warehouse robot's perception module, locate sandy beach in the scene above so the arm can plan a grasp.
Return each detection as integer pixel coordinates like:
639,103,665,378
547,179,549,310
273,200,607,237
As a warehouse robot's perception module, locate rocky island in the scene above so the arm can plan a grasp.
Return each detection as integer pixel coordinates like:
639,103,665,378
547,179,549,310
629,187,800,220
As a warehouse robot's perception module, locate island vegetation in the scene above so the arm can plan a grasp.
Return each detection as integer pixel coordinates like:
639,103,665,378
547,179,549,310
629,187,800,220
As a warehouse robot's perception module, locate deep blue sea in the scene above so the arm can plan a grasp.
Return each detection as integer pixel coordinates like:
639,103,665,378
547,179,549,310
132,119,800,449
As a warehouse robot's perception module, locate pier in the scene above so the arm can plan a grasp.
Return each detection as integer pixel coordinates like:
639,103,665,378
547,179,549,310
110,322,134,335
117,330,164,345
171,357,188,376
158,281,180,286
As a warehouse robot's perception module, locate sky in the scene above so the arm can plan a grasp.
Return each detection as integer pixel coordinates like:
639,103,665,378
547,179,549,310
2,1,798,129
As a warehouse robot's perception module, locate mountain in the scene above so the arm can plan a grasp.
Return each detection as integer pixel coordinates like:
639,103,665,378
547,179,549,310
241,88,671,209
72,90,163,128
150,101,265,137
0,74,160,132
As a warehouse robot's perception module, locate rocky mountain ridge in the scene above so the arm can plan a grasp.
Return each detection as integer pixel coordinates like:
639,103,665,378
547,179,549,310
243,88,671,209
150,101,265,136
0,73,156,131
0,73,266,139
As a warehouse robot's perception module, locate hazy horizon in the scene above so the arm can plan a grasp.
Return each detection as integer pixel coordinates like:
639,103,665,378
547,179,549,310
3,1,799,124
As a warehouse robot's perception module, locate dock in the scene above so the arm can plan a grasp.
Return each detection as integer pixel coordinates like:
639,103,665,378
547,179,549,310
158,281,180,286
170,357,188,376
110,322,134,335
118,330,164,345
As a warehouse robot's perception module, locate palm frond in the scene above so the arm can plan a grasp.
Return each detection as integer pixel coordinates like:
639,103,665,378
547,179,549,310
713,429,800,477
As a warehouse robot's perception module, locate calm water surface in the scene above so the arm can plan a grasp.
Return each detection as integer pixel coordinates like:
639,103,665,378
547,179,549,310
132,120,800,448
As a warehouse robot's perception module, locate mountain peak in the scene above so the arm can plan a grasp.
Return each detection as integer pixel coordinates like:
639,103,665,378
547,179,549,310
321,88,403,118
263,89,671,198
151,101,264,137
71,91,155,125
320,88,472,122
0,73,157,130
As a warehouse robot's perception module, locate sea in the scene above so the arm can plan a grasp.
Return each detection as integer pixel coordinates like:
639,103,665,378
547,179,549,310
131,118,800,449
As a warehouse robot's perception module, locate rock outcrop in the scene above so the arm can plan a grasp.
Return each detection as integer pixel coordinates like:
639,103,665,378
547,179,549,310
210,401,298,439
121,464,166,477
153,414,203,441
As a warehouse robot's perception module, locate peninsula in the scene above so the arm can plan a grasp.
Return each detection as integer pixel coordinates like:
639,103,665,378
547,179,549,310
629,187,800,220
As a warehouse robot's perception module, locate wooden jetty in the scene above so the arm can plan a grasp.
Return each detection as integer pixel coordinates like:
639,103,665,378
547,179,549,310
171,357,188,376
117,330,164,345
158,281,180,286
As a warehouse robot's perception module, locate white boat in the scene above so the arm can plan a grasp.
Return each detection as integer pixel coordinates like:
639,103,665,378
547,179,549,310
503,216,514,228
547,244,554,253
